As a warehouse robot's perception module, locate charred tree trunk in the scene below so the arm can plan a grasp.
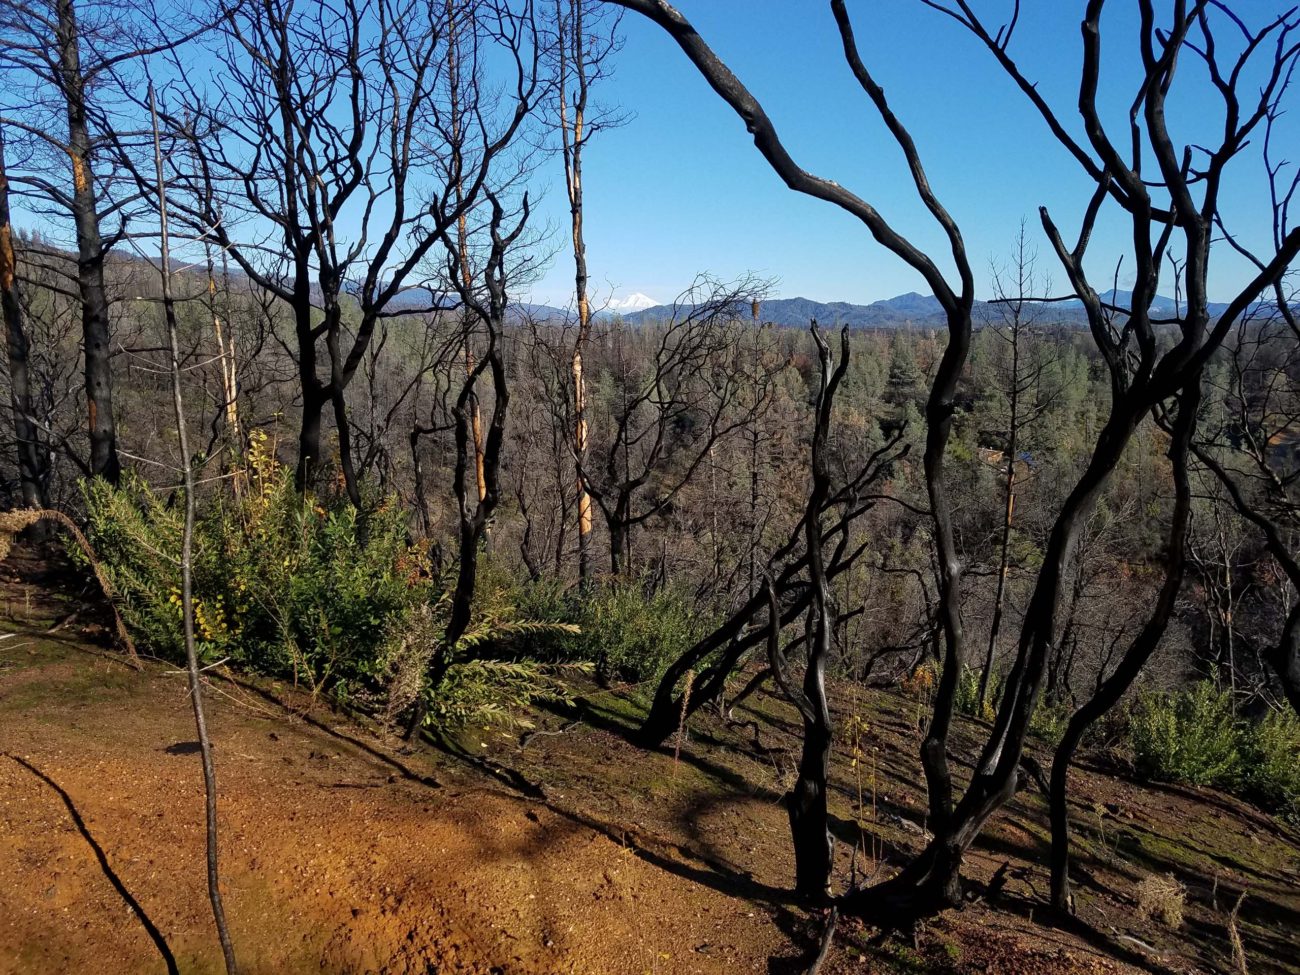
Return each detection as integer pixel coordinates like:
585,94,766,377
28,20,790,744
767,325,846,900
556,0,598,585
292,259,326,492
150,87,239,974
0,130,46,508
978,361,1019,709
1049,384,1198,912
414,193,525,728
788,703,834,899
55,0,119,483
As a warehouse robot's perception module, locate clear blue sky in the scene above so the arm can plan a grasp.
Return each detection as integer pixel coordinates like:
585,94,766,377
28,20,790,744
527,0,1294,309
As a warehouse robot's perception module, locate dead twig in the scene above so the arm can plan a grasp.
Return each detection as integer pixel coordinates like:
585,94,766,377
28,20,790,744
806,907,838,975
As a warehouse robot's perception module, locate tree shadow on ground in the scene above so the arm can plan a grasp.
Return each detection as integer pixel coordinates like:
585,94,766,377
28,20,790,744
218,673,444,790
3,753,179,975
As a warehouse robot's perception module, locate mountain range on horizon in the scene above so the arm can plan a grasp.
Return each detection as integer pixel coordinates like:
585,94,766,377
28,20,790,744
95,247,1253,328
554,288,1243,328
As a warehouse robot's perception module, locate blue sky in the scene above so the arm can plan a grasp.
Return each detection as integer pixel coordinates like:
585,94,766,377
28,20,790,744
526,0,1295,309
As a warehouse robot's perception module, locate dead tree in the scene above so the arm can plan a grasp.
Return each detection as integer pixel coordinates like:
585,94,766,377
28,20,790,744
611,0,1300,921
1185,101,1300,712
765,323,851,901
0,128,47,508
607,0,976,857
575,275,773,576
405,187,536,734
635,419,913,749
0,0,139,481
160,0,542,500
1048,384,1198,912
149,85,238,974
441,192,530,662
837,0,1300,920
552,0,622,584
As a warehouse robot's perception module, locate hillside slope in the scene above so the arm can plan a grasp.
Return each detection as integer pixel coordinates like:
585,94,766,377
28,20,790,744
2,558,1297,974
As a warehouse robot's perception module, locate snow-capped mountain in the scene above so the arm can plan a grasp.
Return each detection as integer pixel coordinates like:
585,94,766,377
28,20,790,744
604,292,659,314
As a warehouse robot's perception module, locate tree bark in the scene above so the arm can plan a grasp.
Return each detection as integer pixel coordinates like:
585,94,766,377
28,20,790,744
558,0,596,585
55,0,119,483
0,129,46,508
151,86,238,974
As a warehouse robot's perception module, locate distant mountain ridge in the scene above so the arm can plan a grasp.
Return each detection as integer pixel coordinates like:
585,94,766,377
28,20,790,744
616,290,1243,328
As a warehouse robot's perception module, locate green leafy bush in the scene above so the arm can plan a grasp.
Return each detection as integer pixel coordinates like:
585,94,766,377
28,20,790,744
574,579,713,683
78,473,186,657
502,574,712,683
1131,680,1242,788
83,433,430,701
954,665,995,722
381,594,583,729
1240,708,1300,821
1029,698,1072,746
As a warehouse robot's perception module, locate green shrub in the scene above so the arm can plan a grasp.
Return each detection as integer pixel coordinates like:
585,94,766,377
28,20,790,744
82,434,430,701
78,473,186,657
1029,697,1072,746
380,591,583,729
1131,680,1242,788
574,578,713,683
954,666,995,722
1240,708,1300,821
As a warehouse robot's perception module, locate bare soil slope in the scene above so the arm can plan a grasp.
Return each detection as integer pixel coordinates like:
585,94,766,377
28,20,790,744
2,555,1298,974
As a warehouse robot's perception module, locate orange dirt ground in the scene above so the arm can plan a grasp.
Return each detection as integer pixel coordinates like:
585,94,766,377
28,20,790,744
2,550,1298,974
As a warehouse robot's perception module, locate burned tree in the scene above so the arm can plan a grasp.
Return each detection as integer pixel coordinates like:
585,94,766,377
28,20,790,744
605,0,976,842
632,404,913,749
0,128,47,508
148,84,239,974
575,276,774,576
0,0,149,481
766,323,850,901
160,0,542,499
610,0,1300,921
551,0,622,584
436,190,533,676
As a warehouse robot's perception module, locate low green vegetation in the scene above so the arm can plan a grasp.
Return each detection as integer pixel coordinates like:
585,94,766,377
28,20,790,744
78,436,715,729
1131,678,1300,822
79,438,585,728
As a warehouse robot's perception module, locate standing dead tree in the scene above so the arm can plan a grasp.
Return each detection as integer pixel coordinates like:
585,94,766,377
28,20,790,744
611,0,1300,922
159,0,542,501
551,0,622,585
148,84,238,973
402,33,545,726
879,0,1300,920
0,0,167,483
605,0,977,851
1184,92,1300,712
634,414,913,749
434,190,533,682
0,127,47,508
574,275,774,576
977,224,1059,709
765,323,849,900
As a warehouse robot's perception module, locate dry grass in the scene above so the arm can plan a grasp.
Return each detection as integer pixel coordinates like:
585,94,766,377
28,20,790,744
1135,872,1186,929
1228,891,1250,974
